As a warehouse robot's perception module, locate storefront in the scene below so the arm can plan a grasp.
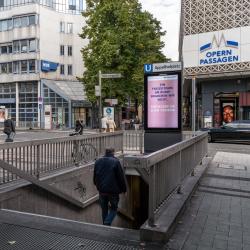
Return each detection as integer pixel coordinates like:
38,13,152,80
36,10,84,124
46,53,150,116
182,0,250,129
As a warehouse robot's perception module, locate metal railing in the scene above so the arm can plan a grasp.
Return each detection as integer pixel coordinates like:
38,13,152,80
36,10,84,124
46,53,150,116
123,130,144,153
123,132,208,226
0,132,123,184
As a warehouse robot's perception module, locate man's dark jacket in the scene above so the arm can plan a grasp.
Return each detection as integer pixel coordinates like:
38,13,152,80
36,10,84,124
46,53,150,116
3,119,15,135
94,153,127,194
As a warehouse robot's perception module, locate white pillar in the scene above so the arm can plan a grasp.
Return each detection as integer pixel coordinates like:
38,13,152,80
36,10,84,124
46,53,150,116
15,82,19,127
38,80,41,128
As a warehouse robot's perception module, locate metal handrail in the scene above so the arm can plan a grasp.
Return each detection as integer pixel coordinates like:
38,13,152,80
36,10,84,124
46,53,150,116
123,132,208,226
0,132,123,184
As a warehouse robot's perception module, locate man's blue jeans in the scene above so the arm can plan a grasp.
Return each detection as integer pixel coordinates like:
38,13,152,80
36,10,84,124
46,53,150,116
99,194,119,226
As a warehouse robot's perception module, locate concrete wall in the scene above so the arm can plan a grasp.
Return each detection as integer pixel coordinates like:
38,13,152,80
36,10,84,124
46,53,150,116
0,164,132,228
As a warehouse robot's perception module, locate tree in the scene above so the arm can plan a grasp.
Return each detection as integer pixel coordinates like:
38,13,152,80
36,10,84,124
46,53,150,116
79,0,167,108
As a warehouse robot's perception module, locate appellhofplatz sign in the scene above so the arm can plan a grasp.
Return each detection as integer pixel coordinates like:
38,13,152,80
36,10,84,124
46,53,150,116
144,62,182,73
199,34,239,65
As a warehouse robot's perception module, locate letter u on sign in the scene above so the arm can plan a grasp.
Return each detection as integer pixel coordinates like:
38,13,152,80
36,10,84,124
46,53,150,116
144,64,153,73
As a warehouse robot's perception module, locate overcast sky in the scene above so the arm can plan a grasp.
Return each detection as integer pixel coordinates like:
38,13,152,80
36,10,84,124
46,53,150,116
139,0,181,61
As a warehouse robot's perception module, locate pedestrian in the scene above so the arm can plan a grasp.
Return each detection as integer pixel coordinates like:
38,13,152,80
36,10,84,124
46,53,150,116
107,117,116,132
3,116,15,142
93,148,127,226
75,119,84,135
101,116,108,132
134,115,140,130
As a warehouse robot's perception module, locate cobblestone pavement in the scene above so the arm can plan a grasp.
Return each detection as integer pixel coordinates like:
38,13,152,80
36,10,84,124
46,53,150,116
165,144,250,250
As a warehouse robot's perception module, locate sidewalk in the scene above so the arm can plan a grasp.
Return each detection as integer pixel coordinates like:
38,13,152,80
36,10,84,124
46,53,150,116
165,151,250,250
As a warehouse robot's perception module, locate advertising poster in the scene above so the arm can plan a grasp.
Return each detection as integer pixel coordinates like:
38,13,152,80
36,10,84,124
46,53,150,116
103,107,114,121
222,103,234,123
0,107,7,122
147,75,178,128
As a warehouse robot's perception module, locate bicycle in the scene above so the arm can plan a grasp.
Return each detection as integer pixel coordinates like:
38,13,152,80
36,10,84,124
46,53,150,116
69,132,98,166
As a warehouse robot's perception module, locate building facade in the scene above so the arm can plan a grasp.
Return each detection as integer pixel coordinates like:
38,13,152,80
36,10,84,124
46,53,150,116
0,0,91,128
182,0,250,129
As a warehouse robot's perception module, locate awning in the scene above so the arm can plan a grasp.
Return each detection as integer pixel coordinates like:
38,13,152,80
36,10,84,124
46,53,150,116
42,79,92,108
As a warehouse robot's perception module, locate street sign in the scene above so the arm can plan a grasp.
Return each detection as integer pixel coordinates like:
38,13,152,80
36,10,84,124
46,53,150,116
144,62,182,73
95,85,100,96
101,73,122,79
104,99,118,105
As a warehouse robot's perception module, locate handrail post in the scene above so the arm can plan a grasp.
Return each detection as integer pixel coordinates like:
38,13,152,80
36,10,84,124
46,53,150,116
148,164,156,227
36,145,40,179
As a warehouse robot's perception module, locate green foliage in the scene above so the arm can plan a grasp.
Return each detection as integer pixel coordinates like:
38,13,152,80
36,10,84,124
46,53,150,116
79,0,168,105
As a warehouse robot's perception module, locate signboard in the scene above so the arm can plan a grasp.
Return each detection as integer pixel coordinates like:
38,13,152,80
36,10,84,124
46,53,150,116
182,27,250,68
44,105,52,129
199,34,239,66
101,73,122,79
144,62,182,74
41,60,58,72
104,99,118,105
103,107,114,120
0,107,7,122
95,85,100,96
147,75,179,129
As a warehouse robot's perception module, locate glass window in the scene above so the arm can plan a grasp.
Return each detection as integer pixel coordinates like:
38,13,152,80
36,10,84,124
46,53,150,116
2,20,8,31
14,17,21,28
21,16,28,27
21,61,28,73
7,19,13,30
68,45,72,56
67,23,73,33
67,65,72,75
29,15,36,25
29,60,35,73
60,21,65,33
8,62,12,73
60,45,64,56
0,63,8,74
20,40,28,53
29,39,36,52
1,46,7,54
13,61,19,74
13,41,20,53
60,64,64,75
8,45,12,53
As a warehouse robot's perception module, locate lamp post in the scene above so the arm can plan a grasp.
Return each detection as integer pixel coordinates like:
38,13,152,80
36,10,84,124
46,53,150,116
192,76,196,136
96,71,122,132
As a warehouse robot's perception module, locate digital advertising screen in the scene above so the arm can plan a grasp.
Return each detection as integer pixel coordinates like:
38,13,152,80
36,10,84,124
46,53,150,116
146,74,180,129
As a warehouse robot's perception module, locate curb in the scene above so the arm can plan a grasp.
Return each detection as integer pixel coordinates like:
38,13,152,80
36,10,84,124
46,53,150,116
140,156,212,243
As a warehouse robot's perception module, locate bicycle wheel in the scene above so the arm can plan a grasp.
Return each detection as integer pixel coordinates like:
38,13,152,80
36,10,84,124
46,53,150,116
79,143,98,164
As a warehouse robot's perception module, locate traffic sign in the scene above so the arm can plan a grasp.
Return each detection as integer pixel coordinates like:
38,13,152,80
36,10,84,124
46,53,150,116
95,85,100,96
101,73,122,79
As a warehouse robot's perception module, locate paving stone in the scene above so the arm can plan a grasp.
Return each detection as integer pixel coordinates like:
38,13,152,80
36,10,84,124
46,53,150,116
213,239,228,249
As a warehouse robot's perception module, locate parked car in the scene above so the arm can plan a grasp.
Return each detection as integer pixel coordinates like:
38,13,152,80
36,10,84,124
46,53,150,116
202,120,250,143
